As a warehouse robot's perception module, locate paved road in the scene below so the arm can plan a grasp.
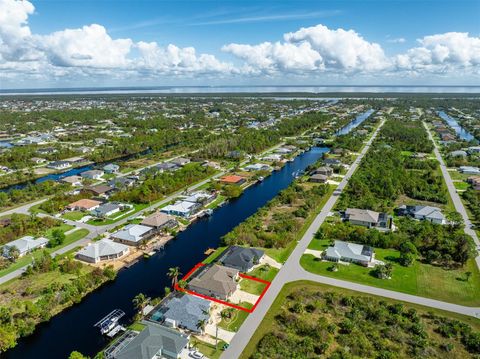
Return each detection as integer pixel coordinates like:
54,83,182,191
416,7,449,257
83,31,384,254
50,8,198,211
221,119,386,359
424,122,480,269
223,119,480,359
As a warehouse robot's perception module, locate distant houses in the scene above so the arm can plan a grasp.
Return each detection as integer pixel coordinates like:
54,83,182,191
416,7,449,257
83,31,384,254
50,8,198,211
76,239,129,264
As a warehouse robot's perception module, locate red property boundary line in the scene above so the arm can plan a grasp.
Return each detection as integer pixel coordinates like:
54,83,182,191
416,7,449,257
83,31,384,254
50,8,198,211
174,262,271,313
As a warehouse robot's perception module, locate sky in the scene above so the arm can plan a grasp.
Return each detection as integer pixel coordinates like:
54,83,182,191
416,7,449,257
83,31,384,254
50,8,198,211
0,0,479,89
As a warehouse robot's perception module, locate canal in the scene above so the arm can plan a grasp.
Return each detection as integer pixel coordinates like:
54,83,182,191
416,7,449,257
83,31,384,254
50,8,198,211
3,146,328,359
437,110,477,142
335,109,375,136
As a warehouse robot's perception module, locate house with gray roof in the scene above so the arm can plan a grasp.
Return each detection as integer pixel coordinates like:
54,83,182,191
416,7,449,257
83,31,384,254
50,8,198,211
170,157,190,167
80,169,104,180
188,264,239,300
111,224,155,246
343,208,391,230
76,239,129,263
90,202,124,218
149,293,211,333
397,205,446,225
323,240,378,267
2,236,49,257
218,246,264,272
103,163,120,173
114,321,189,359
141,212,178,230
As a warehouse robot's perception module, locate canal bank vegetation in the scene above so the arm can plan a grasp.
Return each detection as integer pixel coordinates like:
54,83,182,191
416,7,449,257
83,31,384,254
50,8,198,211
241,281,480,359
222,179,332,263
0,253,116,353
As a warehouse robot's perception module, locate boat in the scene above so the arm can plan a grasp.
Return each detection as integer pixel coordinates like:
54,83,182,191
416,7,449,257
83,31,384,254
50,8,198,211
94,309,125,335
204,209,213,216
258,176,264,182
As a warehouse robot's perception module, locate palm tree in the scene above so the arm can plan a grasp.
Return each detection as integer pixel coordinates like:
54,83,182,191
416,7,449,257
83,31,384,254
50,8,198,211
167,267,182,289
196,319,207,334
132,293,148,314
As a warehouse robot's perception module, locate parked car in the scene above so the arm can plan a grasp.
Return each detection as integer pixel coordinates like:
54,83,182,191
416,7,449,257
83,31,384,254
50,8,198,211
189,351,204,359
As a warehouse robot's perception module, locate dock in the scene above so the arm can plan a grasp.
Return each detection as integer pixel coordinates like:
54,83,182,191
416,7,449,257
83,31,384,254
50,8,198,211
94,309,125,335
204,248,216,255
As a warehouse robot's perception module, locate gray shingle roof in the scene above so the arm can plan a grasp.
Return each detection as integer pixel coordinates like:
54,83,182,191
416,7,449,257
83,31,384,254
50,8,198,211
325,240,373,263
219,246,264,272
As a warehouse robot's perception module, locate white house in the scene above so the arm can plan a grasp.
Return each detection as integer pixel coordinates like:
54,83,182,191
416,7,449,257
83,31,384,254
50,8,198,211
2,236,49,257
324,240,380,267
76,239,129,263
161,201,200,218
80,169,104,180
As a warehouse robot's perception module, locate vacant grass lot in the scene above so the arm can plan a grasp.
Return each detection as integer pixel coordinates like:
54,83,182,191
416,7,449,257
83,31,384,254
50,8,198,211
240,265,278,295
62,211,85,221
302,239,480,306
240,281,480,359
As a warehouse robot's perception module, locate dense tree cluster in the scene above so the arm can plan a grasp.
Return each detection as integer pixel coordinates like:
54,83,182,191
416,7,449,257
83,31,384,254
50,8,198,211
251,287,480,358
462,188,480,225
0,181,69,211
222,183,329,249
0,213,60,246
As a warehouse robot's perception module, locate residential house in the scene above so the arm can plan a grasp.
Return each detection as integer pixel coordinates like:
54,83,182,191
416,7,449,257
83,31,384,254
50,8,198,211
323,158,341,166
262,154,282,162
311,166,333,177
397,205,446,225
113,321,190,359
91,202,129,218
219,175,246,185
459,166,480,175
30,157,46,164
2,236,49,257
80,169,104,180
467,176,480,190
183,191,216,205
170,157,190,167
67,198,102,211
141,212,178,230
76,146,93,154
161,201,200,218
83,184,115,197
343,208,391,230
47,161,71,170
103,163,120,174
149,293,211,333
76,239,130,264
36,147,57,155
61,175,83,187
323,240,378,267
155,162,179,172
244,163,271,172
218,246,264,272
188,264,239,300
111,224,156,246
108,177,136,189
309,174,328,183
449,150,468,158
467,146,480,154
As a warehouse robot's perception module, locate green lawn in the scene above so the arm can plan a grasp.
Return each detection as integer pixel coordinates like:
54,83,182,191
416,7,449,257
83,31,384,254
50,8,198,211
240,265,278,295
128,322,146,332
218,302,253,332
202,247,227,264
448,170,471,181
301,241,480,306
62,211,85,221
454,181,470,191
192,339,227,359
239,280,480,359
205,195,226,210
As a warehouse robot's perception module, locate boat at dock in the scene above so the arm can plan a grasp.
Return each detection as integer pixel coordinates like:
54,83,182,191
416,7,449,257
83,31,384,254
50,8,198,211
94,309,125,335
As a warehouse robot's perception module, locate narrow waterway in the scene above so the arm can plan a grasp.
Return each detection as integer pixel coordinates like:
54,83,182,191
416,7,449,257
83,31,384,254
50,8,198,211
2,146,328,359
335,109,375,135
437,110,476,142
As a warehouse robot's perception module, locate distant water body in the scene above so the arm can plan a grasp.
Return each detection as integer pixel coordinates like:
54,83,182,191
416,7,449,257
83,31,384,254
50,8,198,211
1,85,479,96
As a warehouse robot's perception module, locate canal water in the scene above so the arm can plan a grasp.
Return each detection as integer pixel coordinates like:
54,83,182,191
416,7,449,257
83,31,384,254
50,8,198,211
3,146,328,359
437,111,476,142
335,109,375,136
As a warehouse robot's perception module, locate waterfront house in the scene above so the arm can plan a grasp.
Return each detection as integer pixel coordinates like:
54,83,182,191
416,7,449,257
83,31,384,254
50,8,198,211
218,246,264,272
60,175,83,187
113,321,190,359
323,240,377,267
170,157,190,167
47,160,71,170
309,174,328,183
149,293,211,333
244,163,271,172
67,198,102,211
262,154,282,162
161,201,200,218
188,264,239,300
2,236,49,258
111,224,156,246
183,191,216,205
323,158,341,166
219,175,246,185
76,239,129,264
343,208,391,230
311,166,333,177
80,169,104,180
397,205,446,225
141,212,178,230
103,163,120,174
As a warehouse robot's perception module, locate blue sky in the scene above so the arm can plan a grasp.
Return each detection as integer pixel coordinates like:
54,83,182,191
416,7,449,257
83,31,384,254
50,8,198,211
1,0,479,88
